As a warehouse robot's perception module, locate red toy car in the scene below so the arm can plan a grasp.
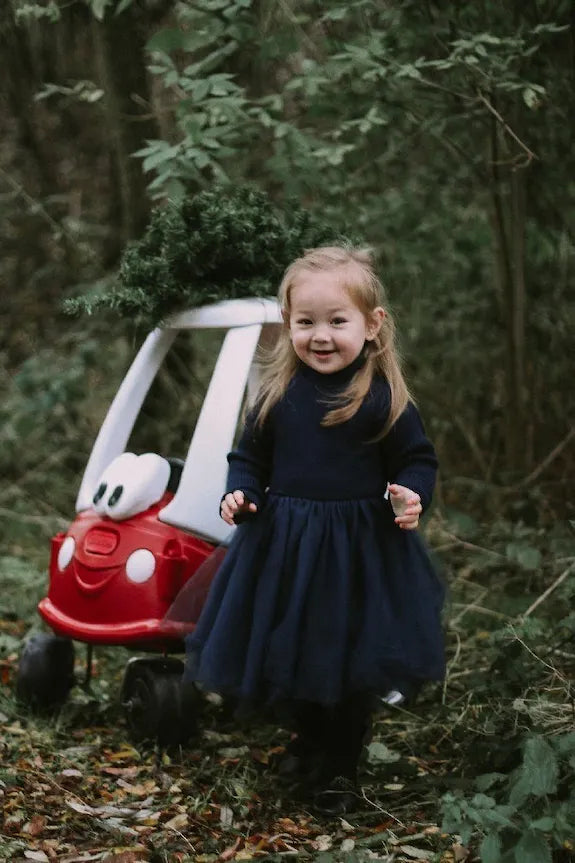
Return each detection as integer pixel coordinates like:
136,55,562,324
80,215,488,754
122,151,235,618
16,299,281,744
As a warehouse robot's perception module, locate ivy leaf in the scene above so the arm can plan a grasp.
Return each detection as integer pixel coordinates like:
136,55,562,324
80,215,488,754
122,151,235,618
513,831,552,863
480,831,502,863
522,736,558,796
475,773,506,792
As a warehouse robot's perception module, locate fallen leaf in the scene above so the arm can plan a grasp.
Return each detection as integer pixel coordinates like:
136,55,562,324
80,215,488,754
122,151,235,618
367,741,401,764
104,746,140,762
164,812,188,830
398,845,433,860
220,805,234,828
312,835,332,851
219,837,242,860
101,766,141,777
217,746,249,758
102,852,148,863
23,814,47,836
24,852,50,862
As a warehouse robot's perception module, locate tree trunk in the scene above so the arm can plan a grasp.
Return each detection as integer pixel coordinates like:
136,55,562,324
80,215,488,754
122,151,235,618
92,6,159,246
488,103,529,472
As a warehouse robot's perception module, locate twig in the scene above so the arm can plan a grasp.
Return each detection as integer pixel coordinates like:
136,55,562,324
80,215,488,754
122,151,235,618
435,529,507,560
450,602,509,620
357,789,406,828
476,91,538,163
168,825,197,852
508,625,569,684
512,425,575,490
522,561,575,619
450,589,489,626
0,167,96,258
442,630,462,705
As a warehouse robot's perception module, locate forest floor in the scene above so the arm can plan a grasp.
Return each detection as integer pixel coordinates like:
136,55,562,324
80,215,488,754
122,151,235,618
1,505,574,863
0,638,464,863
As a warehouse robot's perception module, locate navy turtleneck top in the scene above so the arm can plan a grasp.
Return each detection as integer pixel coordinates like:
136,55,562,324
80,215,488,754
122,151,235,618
226,357,438,512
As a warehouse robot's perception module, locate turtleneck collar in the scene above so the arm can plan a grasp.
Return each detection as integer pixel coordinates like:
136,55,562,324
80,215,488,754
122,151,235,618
297,346,368,387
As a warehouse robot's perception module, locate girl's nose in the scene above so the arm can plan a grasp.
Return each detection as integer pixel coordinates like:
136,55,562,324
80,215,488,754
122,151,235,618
312,324,330,341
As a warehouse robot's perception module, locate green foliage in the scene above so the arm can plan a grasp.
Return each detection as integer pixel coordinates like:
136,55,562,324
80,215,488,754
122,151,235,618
127,0,574,477
65,185,355,328
441,733,575,861
0,556,46,627
35,80,104,104
13,0,61,22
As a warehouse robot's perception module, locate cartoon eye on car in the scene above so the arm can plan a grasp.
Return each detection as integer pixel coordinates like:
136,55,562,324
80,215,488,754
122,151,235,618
16,298,281,744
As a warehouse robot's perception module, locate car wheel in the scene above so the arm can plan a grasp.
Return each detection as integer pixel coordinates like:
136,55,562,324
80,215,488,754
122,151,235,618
120,657,200,746
16,633,75,712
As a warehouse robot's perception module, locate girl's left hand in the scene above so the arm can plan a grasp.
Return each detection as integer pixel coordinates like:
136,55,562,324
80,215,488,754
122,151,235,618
388,484,422,530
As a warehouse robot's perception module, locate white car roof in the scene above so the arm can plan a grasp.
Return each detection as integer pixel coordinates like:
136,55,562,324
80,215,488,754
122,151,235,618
76,298,282,544
165,297,281,329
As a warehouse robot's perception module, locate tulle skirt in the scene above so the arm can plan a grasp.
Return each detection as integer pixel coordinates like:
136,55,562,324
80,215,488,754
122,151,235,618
183,493,445,706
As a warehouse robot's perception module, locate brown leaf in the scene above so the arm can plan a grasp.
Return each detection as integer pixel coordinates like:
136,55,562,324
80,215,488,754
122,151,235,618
102,852,148,863
101,766,141,777
23,814,47,836
219,837,243,861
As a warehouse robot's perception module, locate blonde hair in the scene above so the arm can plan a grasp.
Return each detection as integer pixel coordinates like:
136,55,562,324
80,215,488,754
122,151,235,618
255,246,411,437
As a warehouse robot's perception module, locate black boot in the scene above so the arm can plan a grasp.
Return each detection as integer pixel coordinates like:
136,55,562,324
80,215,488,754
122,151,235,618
311,694,372,816
273,700,328,785
313,774,361,816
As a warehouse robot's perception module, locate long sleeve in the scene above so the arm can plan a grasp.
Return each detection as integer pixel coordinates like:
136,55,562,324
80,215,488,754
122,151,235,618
225,407,274,509
380,402,438,512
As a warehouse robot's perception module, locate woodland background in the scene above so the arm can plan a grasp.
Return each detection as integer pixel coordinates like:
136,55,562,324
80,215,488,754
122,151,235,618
0,1,574,862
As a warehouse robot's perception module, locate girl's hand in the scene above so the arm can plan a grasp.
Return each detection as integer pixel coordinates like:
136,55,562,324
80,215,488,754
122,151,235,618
388,484,422,530
220,490,258,525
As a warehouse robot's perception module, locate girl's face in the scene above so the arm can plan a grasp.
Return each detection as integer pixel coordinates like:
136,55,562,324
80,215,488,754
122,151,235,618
286,271,384,375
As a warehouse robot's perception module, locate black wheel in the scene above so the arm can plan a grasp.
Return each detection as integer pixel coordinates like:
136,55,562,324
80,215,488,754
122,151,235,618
120,657,200,746
16,633,75,712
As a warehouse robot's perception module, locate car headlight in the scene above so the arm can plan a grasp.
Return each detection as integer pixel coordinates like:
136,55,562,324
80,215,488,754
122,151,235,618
125,549,156,584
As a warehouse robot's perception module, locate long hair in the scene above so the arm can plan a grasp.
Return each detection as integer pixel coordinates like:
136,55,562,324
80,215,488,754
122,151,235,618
255,246,411,437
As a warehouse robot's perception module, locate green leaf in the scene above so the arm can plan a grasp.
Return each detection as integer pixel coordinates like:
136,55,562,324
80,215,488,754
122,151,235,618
522,736,558,796
141,143,181,172
513,831,552,863
322,7,348,20
530,816,555,831
114,0,134,14
476,774,506,792
523,87,542,109
366,741,401,764
506,542,541,571
480,832,502,863
147,28,200,54
89,0,112,21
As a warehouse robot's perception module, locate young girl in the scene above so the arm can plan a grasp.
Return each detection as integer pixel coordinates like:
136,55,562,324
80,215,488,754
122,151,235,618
184,246,445,815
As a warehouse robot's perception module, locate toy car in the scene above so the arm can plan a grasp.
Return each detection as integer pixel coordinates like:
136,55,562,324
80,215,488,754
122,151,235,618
16,298,281,744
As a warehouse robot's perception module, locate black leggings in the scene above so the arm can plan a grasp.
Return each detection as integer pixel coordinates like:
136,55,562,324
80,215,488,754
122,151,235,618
291,693,373,779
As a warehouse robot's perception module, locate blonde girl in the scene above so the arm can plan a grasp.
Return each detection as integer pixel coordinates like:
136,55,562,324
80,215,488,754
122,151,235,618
185,246,444,815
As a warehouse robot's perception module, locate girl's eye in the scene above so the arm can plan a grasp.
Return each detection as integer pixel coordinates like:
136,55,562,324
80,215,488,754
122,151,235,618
296,318,313,326
332,317,347,325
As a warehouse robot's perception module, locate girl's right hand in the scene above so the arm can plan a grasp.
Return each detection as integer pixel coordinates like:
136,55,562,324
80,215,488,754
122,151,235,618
220,490,258,525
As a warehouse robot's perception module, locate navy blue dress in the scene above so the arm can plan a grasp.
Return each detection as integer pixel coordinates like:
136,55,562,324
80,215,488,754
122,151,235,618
184,356,445,706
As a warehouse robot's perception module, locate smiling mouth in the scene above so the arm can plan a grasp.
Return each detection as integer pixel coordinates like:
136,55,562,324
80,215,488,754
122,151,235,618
312,349,334,358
